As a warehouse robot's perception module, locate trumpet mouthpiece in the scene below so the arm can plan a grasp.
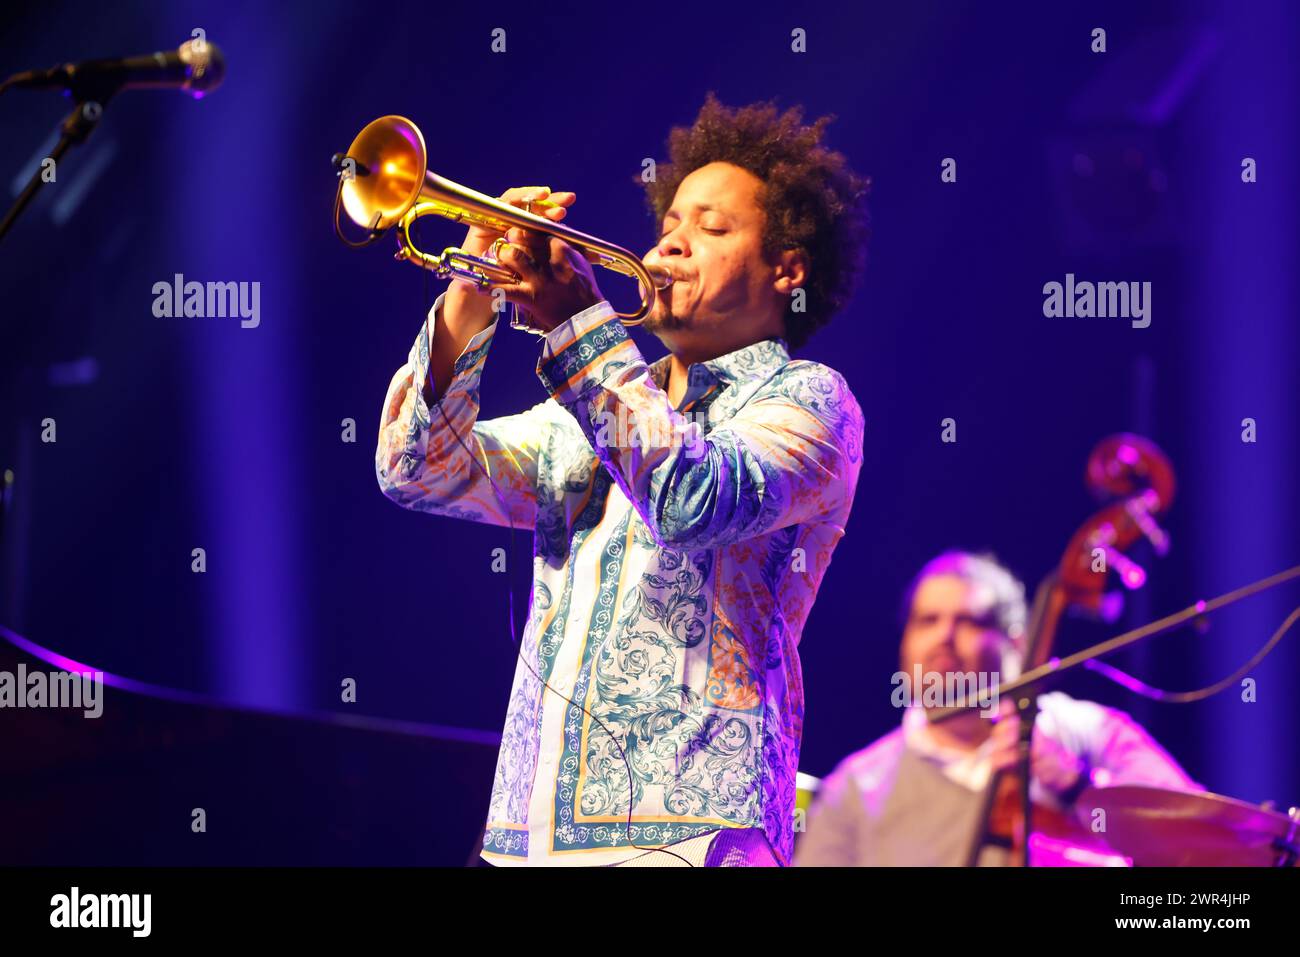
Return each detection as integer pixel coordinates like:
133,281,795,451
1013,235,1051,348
647,265,674,289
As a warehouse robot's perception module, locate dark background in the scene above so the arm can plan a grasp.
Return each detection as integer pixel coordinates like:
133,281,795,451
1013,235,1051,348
1,0,1296,861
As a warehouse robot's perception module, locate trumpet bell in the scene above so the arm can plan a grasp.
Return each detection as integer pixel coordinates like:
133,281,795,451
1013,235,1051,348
340,115,428,231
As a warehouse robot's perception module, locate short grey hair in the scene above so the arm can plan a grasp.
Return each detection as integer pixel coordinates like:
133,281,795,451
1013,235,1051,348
899,550,1029,646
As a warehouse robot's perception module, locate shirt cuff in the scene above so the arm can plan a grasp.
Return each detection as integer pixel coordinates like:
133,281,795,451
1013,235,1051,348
418,292,500,406
535,300,639,403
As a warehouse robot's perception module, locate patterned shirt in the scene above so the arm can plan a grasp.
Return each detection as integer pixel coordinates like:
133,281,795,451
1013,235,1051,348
376,295,865,865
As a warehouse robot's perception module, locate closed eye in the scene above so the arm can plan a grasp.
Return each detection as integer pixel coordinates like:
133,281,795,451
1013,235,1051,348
659,226,726,238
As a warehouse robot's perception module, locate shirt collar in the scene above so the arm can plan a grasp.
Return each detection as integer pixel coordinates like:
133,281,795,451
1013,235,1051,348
649,336,791,394
903,707,997,763
903,707,999,791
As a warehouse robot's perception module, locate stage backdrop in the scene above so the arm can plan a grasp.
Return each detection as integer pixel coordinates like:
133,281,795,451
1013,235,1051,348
1,0,1296,861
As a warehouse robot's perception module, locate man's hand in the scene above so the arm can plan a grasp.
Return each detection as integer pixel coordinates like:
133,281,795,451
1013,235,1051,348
492,226,605,335
429,187,575,401
987,711,1087,797
443,186,576,332
462,187,576,257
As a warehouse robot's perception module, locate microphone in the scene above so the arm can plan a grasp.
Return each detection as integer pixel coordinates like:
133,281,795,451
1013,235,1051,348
4,39,225,99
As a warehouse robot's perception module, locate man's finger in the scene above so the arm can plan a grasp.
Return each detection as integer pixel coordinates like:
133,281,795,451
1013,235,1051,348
989,748,1018,772
989,717,1017,743
505,227,550,261
490,281,536,309
491,244,537,283
506,224,546,242
501,186,550,202
498,187,560,218
496,240,539,273
548,237,577,269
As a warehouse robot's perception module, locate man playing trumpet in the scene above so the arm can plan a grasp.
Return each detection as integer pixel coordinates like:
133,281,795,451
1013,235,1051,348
376,94,871,866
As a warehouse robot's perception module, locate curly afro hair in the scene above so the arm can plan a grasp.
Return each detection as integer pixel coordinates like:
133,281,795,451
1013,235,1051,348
643,93,871,350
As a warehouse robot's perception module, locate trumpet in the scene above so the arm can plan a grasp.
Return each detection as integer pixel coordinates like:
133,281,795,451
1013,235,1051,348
332,115,671,328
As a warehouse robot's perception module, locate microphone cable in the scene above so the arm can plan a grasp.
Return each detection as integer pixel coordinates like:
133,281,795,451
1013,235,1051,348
417,246,693,866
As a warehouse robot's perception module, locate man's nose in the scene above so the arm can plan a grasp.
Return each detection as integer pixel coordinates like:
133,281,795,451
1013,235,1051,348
653,228,688,259
939,618,960,647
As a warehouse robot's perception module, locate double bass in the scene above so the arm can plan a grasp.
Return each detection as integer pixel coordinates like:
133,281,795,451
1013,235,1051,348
964,433,1176,867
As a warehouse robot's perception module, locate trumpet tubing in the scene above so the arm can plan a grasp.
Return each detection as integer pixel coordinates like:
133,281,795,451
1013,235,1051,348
334,115,671,327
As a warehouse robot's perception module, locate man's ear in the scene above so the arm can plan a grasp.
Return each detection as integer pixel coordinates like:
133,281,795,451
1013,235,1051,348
773,248,809,294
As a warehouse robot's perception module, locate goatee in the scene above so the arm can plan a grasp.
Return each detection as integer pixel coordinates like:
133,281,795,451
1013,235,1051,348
645,298,683,331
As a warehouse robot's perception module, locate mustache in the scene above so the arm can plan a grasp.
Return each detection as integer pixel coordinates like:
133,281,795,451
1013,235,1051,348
648,262,692,282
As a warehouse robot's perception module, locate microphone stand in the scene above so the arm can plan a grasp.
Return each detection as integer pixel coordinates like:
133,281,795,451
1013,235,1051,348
0,90,113,243
0,87,117,627
927,562,1300,866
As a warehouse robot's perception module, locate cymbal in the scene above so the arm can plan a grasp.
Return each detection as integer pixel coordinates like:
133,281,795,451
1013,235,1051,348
1078,785,1300,867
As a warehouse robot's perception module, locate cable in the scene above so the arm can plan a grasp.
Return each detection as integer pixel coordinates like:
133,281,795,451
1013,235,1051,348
1084,605,1300,703
417,237,692,866
331,172,384,249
